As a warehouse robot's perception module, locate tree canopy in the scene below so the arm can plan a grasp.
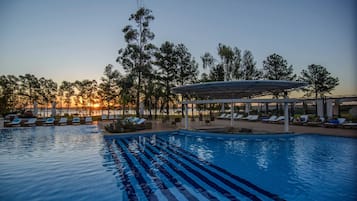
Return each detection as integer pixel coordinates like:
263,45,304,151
299,64,339,99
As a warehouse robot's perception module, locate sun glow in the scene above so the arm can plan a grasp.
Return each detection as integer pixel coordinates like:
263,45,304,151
92,103,100,108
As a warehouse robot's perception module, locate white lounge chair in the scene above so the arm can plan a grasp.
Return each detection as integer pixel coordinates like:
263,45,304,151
224,113,232,119
24,118,37,126
108,115,115,120
324,118,346,128
300,115,309,123
271,116,285,123
85,116,92,124
44,117,55,125
262,115,277,122
217,113,227,119
242,115,252,120
58,117,68,125
135,118,147,130
9,117,22,127
233,114,243,120
135,118,146,125
343,122,357,128
248,115,259,121
72,117,81,125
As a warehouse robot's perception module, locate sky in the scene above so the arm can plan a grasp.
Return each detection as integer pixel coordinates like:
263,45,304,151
0,0,356,97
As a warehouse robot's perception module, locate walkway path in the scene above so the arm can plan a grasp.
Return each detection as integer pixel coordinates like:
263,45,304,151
100,119,357,138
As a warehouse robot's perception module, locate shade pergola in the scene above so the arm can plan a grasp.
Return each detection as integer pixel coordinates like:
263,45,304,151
172,80,307,132
172,80,306,99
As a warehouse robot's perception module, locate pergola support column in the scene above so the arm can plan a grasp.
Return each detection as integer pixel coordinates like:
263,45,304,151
284,92,289,132
184,103,188,129
230,102,234,127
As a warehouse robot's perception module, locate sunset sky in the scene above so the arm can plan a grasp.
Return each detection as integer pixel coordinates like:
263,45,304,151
0,0,356,96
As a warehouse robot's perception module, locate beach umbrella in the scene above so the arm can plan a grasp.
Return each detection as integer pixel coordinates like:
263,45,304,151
33,101,38,116
51,102,56,117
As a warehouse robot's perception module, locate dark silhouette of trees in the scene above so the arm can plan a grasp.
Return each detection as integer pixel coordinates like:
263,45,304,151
263,53,296,81
58,81,74,115
154,41,178,116
117,7,155,117
18,74,40,110
299,64,339,116
39,78,57,117
0,75,19,115
241,50,262,80
263,53,296,113
98,64,121,116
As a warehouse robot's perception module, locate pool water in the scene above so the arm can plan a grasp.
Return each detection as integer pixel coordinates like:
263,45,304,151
1,127,356,201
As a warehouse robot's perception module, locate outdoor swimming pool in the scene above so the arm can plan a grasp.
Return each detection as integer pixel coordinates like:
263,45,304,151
0,126,356,201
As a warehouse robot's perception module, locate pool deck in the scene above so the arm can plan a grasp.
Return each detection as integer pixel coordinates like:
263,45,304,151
99,119,357,138
1,117,355,138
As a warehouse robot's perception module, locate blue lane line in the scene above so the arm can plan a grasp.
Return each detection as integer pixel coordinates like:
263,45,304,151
131,138,208,201
157,137,285,201
124,138,204,201
144,139,221,201
113,140,159,201
105,140,138,201
156,138,261,201
120,139,179,201
154,139,247,201
149,138,241,201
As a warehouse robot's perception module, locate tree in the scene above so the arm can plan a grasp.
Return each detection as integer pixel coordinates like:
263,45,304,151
117,7,155,117
263,53,296,81
209,64,225,81
154,41,178,116
176,43,199,86
217,43,234,81
200,73,210,82
0,75,19,115
201,52,215,71
241,50,262,80
74,79,97,116
263,53,296,113
18,74,40,110
299,64,339,116
176,43,199,117
98,64,121,116
38,78,58,117
231,47,242,80
58,81,74,115
117,75,135,117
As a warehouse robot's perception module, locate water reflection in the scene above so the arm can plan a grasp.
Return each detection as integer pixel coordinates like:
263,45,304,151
101,132,357,201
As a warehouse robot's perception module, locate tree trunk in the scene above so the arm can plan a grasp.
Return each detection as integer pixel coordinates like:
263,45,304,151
136,73,141,117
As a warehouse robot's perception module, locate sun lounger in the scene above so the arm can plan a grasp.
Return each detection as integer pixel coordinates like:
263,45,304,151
242,115,252,120
217,113,227,119
58,117,68,125
44,117,55,125
292,115,309,125
9,117,22,127
24,118,37,126
233,114,243,120
271,116,285,123
324,118,346,128
101,115,108,120
85,116,93,124
108,115,115,120
72,117,81,125
306,117,325,127
262,115,277,122
248,115,259,121
342,122,357,129
134,118,147,130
